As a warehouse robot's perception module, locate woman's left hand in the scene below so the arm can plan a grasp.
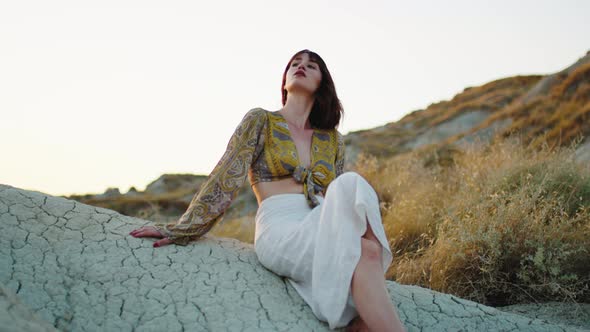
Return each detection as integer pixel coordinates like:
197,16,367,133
129,226,174,248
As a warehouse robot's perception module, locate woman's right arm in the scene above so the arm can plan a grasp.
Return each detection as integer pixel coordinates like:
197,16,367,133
152,108,267,246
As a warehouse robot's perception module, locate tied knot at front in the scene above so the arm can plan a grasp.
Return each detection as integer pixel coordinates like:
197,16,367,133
293,165,326,207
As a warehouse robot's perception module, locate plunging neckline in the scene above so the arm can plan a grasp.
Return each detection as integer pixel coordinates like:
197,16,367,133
273,110,316,169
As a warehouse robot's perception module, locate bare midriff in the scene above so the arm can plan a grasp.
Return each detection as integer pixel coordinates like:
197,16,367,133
252,178,324,205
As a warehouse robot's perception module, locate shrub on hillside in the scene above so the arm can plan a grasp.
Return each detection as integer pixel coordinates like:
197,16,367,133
356,137,590,306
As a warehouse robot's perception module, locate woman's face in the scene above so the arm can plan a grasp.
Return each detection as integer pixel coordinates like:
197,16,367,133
284,52,322,97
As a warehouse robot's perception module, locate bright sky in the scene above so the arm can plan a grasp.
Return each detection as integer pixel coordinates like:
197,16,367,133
1,0,588,197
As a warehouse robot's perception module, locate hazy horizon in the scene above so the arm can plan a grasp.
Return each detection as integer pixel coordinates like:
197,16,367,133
1,0,589,197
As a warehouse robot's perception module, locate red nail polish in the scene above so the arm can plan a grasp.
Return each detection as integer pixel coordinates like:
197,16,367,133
154,243,159,247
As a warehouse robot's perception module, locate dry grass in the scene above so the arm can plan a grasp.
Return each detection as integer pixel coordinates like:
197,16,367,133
209,214,256,244
355,137,590,306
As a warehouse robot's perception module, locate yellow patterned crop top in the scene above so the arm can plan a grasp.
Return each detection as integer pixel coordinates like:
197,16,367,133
152,107,345,246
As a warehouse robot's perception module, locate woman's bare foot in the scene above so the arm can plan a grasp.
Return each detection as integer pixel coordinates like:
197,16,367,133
346,316,369,332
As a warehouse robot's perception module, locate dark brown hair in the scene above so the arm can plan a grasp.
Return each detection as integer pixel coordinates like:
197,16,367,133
281,49,344,130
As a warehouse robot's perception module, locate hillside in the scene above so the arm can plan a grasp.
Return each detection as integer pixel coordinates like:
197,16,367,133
344,50,590,165
344,75,542,161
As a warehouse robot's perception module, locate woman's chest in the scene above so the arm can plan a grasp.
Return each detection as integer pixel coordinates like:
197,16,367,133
264,120,337,171
288,127,314,169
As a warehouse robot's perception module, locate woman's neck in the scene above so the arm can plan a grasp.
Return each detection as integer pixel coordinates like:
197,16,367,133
280,94,314,130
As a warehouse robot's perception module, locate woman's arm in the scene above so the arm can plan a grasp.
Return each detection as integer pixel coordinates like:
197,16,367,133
152,108,267,246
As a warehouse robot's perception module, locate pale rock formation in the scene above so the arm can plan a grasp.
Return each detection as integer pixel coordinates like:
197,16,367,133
454,118,513,147
143,174,206,197
403,110,492,150
574,139,590,164
93,187,121,199
0,184,584,331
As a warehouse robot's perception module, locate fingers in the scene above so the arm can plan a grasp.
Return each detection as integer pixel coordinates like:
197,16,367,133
153,238,172,248
129,227,149,237
129,226,172,248
129,226,162,238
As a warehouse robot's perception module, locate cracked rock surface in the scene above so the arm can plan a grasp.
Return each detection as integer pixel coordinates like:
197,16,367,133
0,184,585,331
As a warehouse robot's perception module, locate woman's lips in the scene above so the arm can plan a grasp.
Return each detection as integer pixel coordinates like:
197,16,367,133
295,70,306,77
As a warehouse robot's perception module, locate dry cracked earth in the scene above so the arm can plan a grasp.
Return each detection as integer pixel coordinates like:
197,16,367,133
0,184,586,331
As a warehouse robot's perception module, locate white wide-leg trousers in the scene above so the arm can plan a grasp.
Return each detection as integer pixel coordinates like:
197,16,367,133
254,172,393,329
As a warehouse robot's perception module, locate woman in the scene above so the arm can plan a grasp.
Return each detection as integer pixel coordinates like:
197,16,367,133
129,49,405,332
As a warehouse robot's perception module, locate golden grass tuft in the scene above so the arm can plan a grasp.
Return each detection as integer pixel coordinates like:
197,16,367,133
355,137,590,306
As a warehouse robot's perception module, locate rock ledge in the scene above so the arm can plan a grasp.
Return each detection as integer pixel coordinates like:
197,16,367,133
0,184,583,331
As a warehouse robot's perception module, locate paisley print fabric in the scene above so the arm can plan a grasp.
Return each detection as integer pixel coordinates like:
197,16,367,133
251,111,341,207
153,107,345,246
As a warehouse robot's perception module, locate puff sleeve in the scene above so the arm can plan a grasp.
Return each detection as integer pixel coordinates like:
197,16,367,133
335,130,345,177
152,108,267,246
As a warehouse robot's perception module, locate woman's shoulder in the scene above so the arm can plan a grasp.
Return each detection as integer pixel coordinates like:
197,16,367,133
245,107,272,116
239,107,270,124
